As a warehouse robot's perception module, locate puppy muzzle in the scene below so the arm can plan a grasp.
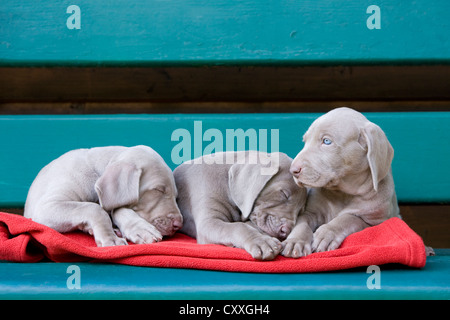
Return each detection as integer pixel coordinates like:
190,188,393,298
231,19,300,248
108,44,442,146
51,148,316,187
151,213,183,237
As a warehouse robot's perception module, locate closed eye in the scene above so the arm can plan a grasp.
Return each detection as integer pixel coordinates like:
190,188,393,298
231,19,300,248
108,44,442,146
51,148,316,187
153,186,166,194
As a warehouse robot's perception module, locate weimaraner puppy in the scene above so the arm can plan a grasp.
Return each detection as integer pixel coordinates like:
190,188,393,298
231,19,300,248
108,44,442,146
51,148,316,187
174,151,307,260
282,107,400,258
24,145,183,247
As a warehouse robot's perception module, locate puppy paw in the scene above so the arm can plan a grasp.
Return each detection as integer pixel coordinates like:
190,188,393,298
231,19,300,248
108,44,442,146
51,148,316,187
121,221,163,244
281,237,312,258
312,224,344,252
425,246,435,256
95,233,128,247
245,235,282,260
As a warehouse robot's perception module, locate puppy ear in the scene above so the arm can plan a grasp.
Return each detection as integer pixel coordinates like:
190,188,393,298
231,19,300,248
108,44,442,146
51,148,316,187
228,153,279,219
360,122,394,192
95,162,142,211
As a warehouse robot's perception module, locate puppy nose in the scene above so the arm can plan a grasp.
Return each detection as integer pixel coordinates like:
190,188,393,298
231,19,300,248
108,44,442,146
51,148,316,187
165,213,183,234
290,164,302,177
172,219,183,231
278,224,291,240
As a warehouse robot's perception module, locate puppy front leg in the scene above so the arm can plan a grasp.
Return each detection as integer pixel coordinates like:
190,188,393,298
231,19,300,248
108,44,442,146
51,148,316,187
197,218,281,260
312,213,370,252
281,221,313,258
111,207,162,244
281,210,321,258
36,201,128,247
242,220,283,260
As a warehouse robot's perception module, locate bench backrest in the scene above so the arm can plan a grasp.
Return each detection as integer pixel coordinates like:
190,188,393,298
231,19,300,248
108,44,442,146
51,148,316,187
1,0,450,66
1,1,449,207
1,112,449,207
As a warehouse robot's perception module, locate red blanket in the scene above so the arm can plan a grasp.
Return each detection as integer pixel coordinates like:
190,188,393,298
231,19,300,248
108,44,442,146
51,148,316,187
0,212,426,273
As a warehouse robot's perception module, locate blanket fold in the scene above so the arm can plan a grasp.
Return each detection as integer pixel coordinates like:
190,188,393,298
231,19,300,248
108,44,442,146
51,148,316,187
0,212,426,273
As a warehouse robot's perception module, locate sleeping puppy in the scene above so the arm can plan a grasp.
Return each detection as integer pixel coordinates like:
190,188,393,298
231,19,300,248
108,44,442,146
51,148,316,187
174,151,307,260
282,107,400,258
24,145,183,247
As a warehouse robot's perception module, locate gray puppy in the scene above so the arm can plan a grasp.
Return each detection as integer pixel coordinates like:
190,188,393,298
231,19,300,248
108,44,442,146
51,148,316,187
282,107,400,258
25,145,183,247
174,151,307,260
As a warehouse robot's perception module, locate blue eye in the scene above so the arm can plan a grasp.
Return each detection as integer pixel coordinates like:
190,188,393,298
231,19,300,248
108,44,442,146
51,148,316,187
322,138,332,145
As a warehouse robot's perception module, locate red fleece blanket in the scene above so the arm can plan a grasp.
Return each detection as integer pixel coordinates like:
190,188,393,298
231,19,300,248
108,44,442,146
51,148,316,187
0,212,426,273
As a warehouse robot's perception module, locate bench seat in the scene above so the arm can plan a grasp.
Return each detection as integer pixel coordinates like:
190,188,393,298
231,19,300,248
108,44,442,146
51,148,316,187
0,113,449,300
1,250,449,299
1,0,449,302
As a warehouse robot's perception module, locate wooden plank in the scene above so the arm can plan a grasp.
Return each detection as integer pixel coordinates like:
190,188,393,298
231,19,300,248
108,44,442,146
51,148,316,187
1,259,449,299
0,113,449,206
401,205,450,248
1,1,450,66
1,66,449,102
2,101,450,115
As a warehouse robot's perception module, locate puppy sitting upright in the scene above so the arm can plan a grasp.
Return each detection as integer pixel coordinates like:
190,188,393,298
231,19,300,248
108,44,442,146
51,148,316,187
282,107,400,258
25,145,183,247
174,151,307,260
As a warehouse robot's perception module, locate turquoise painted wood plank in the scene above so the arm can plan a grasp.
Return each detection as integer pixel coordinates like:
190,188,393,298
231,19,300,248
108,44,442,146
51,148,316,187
1,252,449,299
1,1,449,66
0,113,449,206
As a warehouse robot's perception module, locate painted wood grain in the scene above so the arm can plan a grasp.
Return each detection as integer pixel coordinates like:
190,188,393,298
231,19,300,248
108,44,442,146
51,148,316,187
1,1,449,66
1,66,449,102
0,113,449,206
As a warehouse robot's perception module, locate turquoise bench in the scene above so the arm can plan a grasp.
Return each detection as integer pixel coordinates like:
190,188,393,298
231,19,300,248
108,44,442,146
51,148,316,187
1,0,449,300
1,256,449,300
1,113,450,205
1,0,449,66
0,114,449,300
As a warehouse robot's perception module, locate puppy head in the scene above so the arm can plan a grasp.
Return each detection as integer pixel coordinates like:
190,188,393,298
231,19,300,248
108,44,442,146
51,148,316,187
95,145,183,237
290,107,393,194
229,152,307,240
